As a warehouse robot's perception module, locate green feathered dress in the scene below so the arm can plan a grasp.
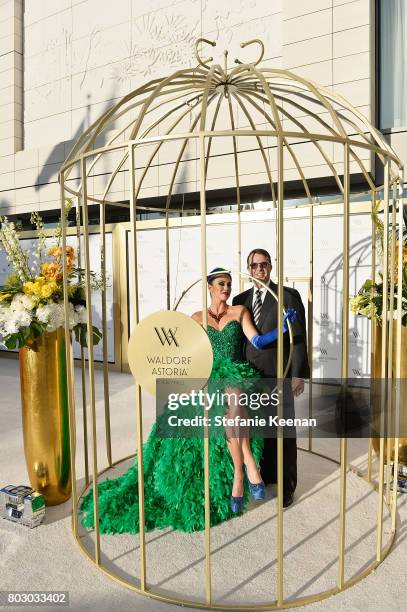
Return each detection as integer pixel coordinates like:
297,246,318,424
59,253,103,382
80,320,263,533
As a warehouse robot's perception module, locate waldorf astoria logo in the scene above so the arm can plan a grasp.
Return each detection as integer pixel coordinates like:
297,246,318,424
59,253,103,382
154,327,179,346
128,310,213,395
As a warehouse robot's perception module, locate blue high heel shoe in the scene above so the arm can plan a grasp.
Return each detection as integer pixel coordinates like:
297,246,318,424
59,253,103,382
245,466,266,501
230,495,244,513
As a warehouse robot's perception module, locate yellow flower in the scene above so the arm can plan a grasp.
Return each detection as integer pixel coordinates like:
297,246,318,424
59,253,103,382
40,281,58,299
0,292,12,301
29,281,45,297
40,285,53,299
23,281,35,295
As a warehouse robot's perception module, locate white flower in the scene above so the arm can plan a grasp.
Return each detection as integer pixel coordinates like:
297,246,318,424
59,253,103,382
0,304,9,322
35,305,49,325
68,303,77,330
4,318,20,335
0,307,32,335
35,302,84,332
16,308,32,327
36,303,64,332
11,293,35,312
74,305,88,325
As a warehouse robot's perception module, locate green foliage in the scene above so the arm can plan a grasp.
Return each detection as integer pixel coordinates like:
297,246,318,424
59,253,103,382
3,321,45,349
73,323,102,348
350,198,407,326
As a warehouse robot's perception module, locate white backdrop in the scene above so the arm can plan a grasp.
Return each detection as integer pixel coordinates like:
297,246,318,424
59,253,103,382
0,213,373,374
127,212,372,378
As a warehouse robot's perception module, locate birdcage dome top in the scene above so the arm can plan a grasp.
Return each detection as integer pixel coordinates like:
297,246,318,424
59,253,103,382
61,38,402,206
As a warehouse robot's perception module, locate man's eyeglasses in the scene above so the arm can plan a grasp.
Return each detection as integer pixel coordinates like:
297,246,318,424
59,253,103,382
249,261,270,270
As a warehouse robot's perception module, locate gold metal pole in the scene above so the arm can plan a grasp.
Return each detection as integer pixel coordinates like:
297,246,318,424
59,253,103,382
76,201,89,486
308,201,314,452
368,189,376,484
165,207,171,310
376,437,386,563
391,171,404,530
100,200,112,466
118,224,130,371
111,224,124,371
367,438,373,483
338,143,350,589
200,132,211,608
60,173,79,538
276,133,284,608
80,156,101,565
377,158,390,562
198,65,217,609
386,180,397,504
129,143,147,591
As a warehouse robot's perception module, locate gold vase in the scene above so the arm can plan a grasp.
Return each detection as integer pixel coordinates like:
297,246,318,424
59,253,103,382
19,328,71,505
372,321,407,464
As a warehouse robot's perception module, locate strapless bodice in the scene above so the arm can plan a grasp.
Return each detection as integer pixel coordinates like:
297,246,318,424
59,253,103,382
206,320,243,361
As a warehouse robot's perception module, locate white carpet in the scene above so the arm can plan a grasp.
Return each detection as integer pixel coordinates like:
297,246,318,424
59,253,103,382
1,358,406,612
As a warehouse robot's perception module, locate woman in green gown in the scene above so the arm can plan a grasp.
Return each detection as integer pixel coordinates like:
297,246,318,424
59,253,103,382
80,269,294,533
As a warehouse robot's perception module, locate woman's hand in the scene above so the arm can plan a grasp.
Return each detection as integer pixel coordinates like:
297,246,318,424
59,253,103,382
249,308,297,349
282,308,297,332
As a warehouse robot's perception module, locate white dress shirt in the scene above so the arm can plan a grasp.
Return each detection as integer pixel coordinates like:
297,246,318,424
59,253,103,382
251,285,267,310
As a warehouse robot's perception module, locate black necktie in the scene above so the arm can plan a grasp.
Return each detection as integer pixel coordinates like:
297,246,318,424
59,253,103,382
253,288,263,326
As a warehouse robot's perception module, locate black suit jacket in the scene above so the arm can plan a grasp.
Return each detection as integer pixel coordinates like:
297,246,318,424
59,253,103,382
232,281,310,379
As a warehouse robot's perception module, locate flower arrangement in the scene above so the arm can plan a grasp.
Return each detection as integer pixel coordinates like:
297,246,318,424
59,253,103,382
0,205,103,349
350,199,407,326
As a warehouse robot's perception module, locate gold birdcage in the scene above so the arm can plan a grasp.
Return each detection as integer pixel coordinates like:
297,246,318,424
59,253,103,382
59,39,404,610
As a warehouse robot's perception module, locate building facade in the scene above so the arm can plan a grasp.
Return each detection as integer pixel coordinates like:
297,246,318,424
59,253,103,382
0,0,406,221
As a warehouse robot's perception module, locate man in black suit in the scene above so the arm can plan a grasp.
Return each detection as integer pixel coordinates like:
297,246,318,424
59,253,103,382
232,248,310,507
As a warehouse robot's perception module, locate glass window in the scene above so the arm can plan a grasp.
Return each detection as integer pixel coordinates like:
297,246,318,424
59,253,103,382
380,0,407,129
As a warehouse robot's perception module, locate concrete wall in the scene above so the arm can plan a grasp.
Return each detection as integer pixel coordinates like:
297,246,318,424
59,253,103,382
0,0,404,218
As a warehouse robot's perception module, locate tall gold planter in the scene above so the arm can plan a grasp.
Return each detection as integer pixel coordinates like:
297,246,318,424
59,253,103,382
19,328,71,505
372,321,407,464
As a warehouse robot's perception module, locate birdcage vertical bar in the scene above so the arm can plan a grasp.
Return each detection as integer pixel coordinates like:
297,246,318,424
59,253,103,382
386,178,397,504
276,132,284,607
368,188,377,484
391,170,404,531
199,131,212,607
376,158,390,562
60,172,79,538
308,201,314,453
338,143,350,589
75,200,90,486
100,200,112,467
129,142,147,590
80,156,101,565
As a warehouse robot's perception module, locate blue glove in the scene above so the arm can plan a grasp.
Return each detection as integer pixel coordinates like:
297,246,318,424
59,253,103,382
250,308,296,349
